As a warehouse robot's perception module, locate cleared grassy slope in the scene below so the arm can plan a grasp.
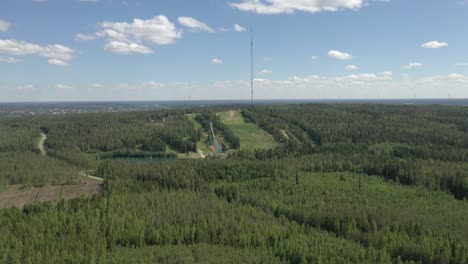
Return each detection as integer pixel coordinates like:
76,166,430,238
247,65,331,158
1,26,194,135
219,110,278,151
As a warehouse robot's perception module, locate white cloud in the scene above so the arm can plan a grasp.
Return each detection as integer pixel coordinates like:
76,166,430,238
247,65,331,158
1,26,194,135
104,41,153,54
75,33,97,41
403,62,423,69
311,56,318,60
143,81,164,89
178,17,213,32
288,75,320,82
0,20,11,32
234,24,246,32
421,41,448,49
229,0,364,14
257,69,272,75
328,50,352,60
47,59,68,66
56,84,73,90
448,73,465,79
337,73,392,82
16,84,36,92
345,65,358,71
99,16,181,44
211,58,223,64
41,44,74,61
0,39,75,65
93,16,181,54
379,71,393,76
9,73,468,102
92,83,103,88
0,57,21,63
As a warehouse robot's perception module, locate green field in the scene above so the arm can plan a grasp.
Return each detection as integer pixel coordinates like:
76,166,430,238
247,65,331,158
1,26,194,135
219,110,278,151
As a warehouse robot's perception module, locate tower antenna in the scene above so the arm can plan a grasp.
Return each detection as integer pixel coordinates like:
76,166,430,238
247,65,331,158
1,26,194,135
250,25,254,106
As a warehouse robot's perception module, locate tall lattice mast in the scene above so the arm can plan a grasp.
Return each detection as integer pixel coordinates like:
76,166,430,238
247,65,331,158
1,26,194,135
251,25,254,106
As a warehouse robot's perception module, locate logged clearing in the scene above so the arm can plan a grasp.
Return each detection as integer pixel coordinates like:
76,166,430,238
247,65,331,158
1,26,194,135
219,110,277,151
0,178,102,209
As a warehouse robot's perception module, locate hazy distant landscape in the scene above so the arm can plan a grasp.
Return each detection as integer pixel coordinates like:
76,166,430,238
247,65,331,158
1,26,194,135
1,98,468,116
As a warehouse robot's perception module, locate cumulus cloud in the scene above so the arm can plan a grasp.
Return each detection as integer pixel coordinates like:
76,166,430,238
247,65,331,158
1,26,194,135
75,33,97,41
0,57,21,63
336,73,392,82
48,59,69,66
403,62,423,69
448,73,465,79
311,56,318,60
104,41,153,54
379,71,393,76
421,41,448,49
99,16,181,45
257,69,272,75
345,65,358,71
10,73,468,102
89,16,181,54
0,20,11,32
229,0,364,14
288,75,320,83
56,84,73,90
16,84,36,92
234,24,246,32
447,73,468,83
328,50,352,60
211,58,223,64
0,39,74,66
143,81,164,89
92,83,103,88
178,17,213,32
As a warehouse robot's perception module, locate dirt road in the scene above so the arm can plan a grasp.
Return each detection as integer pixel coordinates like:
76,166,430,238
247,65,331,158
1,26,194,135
79,170,104,182
38,132,47,155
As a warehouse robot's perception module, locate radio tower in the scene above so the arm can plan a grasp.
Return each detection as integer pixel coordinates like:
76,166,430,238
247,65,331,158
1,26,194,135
250,25,254,106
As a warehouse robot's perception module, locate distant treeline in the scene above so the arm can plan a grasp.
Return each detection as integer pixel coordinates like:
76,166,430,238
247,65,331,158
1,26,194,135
99,150,177,159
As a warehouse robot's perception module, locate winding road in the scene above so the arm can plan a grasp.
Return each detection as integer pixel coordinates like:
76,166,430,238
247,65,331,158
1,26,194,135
79,170,104,182
38,131,103,182
38,132,47,156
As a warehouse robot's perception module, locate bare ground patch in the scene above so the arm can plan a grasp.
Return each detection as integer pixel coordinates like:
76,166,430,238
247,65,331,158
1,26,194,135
0,178,102,209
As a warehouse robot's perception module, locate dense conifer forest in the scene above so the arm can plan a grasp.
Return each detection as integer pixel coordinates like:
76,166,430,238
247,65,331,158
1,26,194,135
0,104,467,263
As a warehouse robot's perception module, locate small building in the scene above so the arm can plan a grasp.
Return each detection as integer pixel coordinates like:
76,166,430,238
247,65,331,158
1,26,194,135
151,116,166,125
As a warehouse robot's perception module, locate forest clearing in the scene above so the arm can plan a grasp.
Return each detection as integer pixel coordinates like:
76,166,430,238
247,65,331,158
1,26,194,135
218,110,278,151
0,177,102,209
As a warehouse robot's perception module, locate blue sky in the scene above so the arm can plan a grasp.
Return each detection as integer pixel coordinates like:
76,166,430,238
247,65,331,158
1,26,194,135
1,0,468,102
